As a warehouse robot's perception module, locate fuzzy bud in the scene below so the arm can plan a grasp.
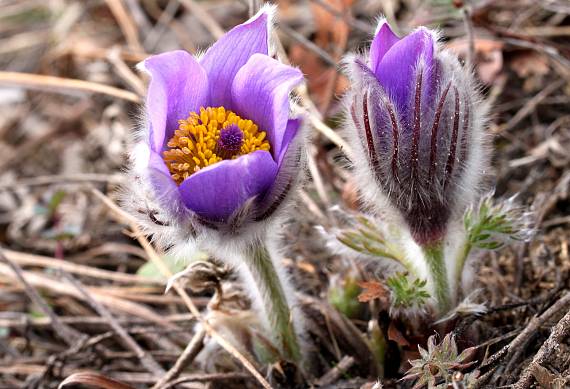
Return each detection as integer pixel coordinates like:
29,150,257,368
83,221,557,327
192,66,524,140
344,20,488,246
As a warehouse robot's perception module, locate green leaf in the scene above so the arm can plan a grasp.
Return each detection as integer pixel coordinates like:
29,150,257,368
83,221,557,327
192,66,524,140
335,214,405,264
463,194,534,251
386,273,430,309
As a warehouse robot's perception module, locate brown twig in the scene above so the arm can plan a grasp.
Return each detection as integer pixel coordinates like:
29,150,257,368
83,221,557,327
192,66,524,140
59,371,136,389
143,0,181,50
60,271,165,377
278,23,337,67
0,173,124,189
2,249,159,285
462,5,475,68
0,263,181,327
513,306,570,389
314,355,355,386
479,292,570,380
104,0,145,52
107,46,146,96
497,79,565,134
161,372,253,388
0,248,85,346
0,313,194,331
152,328,206,389
309,0,372,34
178,0,225,39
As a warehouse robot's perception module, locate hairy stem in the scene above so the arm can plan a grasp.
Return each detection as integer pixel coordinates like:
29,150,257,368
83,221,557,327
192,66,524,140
422,242,451,313
454,240,473,295
243,240,301,362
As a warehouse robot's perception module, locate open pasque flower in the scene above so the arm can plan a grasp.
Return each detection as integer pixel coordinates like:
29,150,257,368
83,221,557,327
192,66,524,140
345,20,488,246
129,7,304,237
124,7,307,363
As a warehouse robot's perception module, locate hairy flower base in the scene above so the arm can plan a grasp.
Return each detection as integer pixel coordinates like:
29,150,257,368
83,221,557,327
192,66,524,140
163,106,271,184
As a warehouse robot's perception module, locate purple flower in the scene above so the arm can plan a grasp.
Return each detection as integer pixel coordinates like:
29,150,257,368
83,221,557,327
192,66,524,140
134,9,305,229
345,21,488,245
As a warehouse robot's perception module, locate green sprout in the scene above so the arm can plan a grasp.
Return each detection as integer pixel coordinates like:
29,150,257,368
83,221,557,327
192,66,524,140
456,193,535,287
464,194,533,250
386,273,430,310
334,214,419,278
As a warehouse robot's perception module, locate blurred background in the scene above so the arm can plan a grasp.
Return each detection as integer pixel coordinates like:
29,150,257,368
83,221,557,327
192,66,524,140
0,0,569,388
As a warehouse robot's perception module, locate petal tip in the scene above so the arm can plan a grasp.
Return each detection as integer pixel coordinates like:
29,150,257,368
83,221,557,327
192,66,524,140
249,3,275,27
374,17,394,36
370,18,401,72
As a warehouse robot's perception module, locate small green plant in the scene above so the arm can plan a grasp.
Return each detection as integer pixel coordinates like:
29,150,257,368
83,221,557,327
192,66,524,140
403,333,475,389
386,273,430,309
330,192,533,318
337,215,403,263
464,194,533,250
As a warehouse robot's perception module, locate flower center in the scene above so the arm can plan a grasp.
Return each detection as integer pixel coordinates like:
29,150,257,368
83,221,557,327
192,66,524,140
163,106,270,185
216,124,244,158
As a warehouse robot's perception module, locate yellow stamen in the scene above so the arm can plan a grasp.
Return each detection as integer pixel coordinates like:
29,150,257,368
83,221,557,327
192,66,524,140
163,106,271,185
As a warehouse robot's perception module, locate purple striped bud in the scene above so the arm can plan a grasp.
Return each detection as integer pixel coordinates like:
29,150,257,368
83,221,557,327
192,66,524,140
344,21,488,246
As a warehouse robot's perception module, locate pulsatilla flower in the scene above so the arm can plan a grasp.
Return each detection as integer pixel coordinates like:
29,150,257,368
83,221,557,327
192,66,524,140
345,21,488,246
125,7,307,363
130,7,304,234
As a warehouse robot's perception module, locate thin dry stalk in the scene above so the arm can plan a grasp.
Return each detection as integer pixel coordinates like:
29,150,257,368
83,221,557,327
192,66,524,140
178,0,225,39
0,262,178,328
104,0,145,52
0,72,142,103
61,271,165,377
513,306,570,388
0,249,85,346
314,355,355,386
2,249,160,285
151,328,206,389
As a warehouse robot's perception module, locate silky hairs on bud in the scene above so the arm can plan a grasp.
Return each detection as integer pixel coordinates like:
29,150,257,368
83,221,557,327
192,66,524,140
342,20,489,247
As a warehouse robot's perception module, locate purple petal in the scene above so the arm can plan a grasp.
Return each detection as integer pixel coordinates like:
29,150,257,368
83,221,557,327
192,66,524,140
200,11,270,108
142,51,209,153
369,21,400,75
147,151,185,213
374,27,435,111
255,122,303,221
231,54,303,159
279,118,301,163
178,150,277,221
148,150,171,176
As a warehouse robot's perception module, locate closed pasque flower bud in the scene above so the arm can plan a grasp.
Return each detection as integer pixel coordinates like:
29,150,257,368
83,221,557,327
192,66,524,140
344,20,488,246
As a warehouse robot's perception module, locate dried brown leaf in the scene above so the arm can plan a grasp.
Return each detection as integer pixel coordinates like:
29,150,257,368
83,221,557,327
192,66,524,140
59,372,135,389
387,321,411,347
357,280,388,303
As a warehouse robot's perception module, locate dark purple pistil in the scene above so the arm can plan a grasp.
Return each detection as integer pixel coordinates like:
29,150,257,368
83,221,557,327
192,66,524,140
217,124,244,159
